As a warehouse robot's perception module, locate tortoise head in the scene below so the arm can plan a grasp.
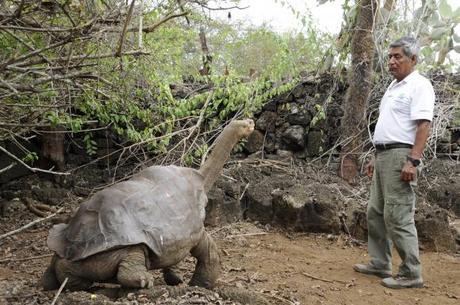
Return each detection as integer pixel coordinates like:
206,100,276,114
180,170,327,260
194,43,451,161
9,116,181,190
231,119,254,138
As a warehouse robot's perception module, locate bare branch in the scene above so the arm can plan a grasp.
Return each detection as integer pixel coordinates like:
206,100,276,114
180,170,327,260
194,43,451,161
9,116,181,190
129,12,189,33
0,145,70,176
116,0,136,57
0,162,16,174
0,207,65,241
0,36,75,71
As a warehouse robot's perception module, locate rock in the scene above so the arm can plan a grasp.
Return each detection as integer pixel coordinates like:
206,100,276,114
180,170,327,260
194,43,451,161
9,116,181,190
291,84,306,99
415,204,456,252
349,208,368,241
244,130,265,154
32,187,68,206
306,131,324,157
271,184,341,233
261,99,277,112
263,133,277,153
286,103,312,127
426,176,460,216
0,198,25,217
281,125,306,151
205,179,242,227
255,112,278,132
244,177,275,223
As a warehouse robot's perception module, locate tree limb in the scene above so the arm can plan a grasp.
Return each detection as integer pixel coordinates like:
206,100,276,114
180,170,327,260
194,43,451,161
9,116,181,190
0,145,70,176
116,0,136,57
0,207,65,241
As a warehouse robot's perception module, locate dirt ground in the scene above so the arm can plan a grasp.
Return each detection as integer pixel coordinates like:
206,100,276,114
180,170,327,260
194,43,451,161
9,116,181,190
0,156,459,305
0,218,459,305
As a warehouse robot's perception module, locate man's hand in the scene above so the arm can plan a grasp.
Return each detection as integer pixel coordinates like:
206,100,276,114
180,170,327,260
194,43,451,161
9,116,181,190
364,159,374,178
401,161,417,181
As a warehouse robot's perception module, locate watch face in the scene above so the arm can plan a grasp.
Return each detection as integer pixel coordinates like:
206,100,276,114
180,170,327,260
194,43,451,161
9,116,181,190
407,156,420,166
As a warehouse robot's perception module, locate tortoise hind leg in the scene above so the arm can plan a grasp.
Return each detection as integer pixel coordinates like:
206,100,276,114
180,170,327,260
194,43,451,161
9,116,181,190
117,245,154,288
163,266,183,285
189,232,221,289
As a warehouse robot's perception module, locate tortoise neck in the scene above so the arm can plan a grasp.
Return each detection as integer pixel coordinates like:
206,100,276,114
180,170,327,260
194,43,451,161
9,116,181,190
199,124,240,193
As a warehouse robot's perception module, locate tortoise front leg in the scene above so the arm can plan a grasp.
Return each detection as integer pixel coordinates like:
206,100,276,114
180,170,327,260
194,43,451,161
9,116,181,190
163,266,183,285
117,245,154,288
54,257,93,291
189,232,221,289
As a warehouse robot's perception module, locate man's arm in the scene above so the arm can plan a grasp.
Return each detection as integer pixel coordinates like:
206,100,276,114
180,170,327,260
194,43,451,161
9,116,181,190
401,120,431,181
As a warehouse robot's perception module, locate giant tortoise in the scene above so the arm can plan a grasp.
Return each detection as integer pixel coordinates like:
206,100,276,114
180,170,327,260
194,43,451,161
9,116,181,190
41,119,254,291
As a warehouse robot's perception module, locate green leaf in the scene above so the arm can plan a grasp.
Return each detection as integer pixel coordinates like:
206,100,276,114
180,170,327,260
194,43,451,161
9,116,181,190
421,46,434,57
439,0,452,19
430,27,449,40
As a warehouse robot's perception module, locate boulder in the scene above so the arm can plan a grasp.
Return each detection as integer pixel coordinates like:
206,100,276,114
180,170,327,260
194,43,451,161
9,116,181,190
244,130,265,154
281,125,306,151
205,179,242,227
271,183,341,233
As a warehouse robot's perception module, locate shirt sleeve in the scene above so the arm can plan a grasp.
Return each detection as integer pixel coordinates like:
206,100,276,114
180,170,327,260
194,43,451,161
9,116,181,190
410,79,435,121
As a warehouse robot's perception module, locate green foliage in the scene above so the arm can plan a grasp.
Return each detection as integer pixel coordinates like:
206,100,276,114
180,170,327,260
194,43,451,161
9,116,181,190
0,0,322,163
22,152,38,165
310,104,326,127
83,134,97,156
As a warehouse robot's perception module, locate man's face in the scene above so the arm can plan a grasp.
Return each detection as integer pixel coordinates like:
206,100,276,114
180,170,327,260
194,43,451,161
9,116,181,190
388,47,416,81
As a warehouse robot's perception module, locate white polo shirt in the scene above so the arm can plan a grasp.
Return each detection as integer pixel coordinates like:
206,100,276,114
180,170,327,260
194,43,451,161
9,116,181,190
373,70,435,145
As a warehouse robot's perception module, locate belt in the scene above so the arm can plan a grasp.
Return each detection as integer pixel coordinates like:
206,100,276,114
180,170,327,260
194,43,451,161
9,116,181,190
374,143,413,151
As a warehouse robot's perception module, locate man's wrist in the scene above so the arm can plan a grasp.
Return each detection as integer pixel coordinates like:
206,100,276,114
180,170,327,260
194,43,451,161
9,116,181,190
406,156,421,167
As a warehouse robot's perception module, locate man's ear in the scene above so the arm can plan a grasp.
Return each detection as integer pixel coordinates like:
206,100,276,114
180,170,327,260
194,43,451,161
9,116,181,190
411,55,417,65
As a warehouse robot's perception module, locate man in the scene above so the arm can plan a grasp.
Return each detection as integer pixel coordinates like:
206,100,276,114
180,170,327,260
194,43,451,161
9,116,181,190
353,36,435,289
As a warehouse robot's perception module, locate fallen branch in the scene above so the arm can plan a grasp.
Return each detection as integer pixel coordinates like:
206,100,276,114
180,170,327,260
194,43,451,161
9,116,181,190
0,253,53,263
51,277,68,305
302,272,348,284
228,232,269,238
239,182,250,201
0,207,64,241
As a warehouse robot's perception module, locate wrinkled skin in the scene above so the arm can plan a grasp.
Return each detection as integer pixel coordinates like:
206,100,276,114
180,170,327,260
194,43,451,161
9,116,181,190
42,231,220,291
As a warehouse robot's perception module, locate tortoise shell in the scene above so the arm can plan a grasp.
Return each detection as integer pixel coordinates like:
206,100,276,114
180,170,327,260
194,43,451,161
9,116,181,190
48,165,207,261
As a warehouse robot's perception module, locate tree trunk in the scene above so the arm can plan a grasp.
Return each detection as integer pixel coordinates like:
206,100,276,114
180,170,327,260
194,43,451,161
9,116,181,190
199,27,212,76
339,0,377,184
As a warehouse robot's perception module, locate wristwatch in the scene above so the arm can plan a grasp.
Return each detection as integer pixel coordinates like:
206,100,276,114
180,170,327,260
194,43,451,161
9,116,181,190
406,156,421,167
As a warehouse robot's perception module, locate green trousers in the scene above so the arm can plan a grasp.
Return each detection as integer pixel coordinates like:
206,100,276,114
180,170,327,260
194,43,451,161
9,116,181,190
367,147,421,278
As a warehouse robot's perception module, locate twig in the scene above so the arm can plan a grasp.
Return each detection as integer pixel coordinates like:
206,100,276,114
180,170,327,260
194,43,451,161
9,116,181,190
302,272,347,284
268,294,297,305
0,145,69,176
16,50,150,67
0,162,15,174
228,232,269,238
50,277,68,305
239,183,250,201
116,0,136,57
0,253,53,263
0,207,64,241
130,12,189,33
0,36,73,70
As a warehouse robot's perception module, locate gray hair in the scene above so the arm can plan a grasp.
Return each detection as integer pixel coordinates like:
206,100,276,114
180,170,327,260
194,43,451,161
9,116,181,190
389,36,420,59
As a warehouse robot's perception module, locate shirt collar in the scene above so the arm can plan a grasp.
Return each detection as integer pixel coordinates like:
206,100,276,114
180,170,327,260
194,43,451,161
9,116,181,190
388,70,419,89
